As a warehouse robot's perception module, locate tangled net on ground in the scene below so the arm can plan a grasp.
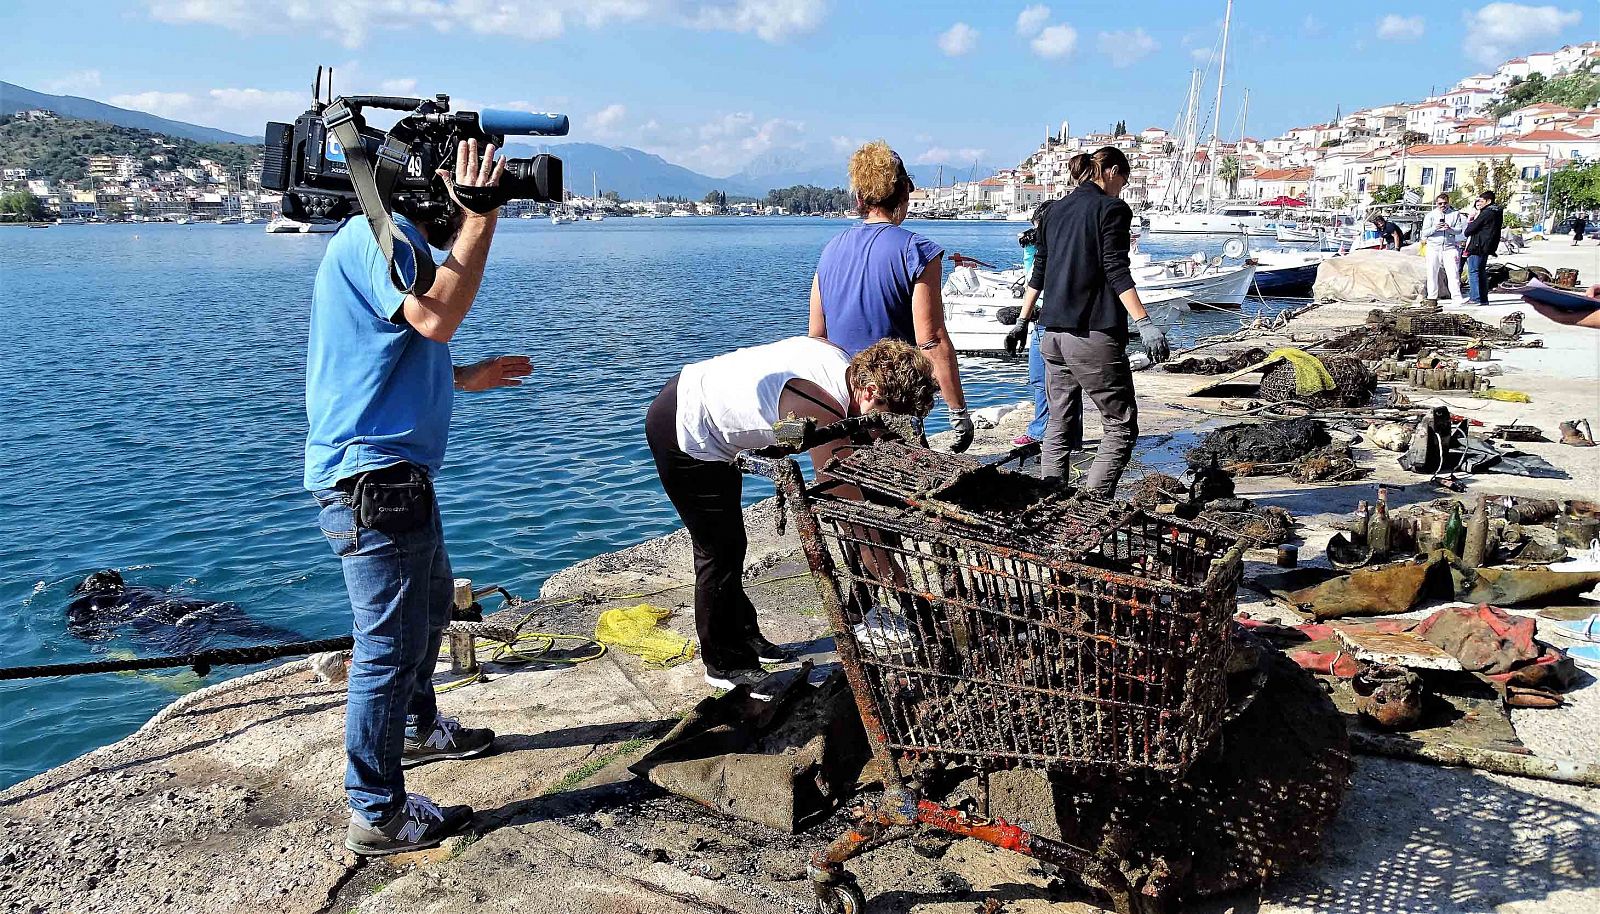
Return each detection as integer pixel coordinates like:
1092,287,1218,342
1163,348,1268,376
1188,419,1330,476
1259,356,1376,408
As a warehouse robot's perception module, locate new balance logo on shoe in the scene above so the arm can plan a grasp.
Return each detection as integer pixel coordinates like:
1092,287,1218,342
423,728,454,750
395,819,429,844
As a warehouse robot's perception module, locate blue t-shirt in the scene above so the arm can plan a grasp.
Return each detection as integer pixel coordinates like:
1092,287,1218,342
303,216,453,490
815,222,943,355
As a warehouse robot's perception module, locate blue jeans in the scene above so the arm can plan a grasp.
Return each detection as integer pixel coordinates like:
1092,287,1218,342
1026,324,1048,440
1465,253,1488,304
314,486,452,824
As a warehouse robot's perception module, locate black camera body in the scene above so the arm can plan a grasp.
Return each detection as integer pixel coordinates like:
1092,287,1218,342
261,88,567,234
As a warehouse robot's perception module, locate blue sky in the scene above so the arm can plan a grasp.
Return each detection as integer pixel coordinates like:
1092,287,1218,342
2,2,1596,176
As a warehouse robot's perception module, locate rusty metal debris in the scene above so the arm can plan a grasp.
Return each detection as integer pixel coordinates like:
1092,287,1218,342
1351,664,1425,731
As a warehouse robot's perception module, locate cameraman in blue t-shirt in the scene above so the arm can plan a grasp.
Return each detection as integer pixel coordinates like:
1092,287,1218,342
304,139,531,857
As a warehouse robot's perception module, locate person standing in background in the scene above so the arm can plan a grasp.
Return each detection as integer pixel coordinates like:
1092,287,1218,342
809,141,973,451
1462,191,1503,306
1010,146,1168,497
1571,212,1588,246
1420,193,1468,306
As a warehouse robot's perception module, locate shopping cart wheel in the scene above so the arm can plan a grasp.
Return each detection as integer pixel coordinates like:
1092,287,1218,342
814,877,866,914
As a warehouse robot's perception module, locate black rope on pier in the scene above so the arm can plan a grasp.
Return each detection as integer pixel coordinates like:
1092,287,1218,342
0,636,355,681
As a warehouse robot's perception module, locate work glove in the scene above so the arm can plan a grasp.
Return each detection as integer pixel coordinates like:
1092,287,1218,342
1133,317,1170,364
948,406,975,454
1004,319,1032,358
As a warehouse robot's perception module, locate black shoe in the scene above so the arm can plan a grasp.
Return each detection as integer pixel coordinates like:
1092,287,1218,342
704,667,778,701
402,715,496,768
345,793,472,856
749,635,796,664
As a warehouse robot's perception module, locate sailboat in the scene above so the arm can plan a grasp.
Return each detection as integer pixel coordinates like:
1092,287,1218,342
1146,1,1261,235
586,172,606,221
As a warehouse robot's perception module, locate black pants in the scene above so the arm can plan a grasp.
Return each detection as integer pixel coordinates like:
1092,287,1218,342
645,374,761,672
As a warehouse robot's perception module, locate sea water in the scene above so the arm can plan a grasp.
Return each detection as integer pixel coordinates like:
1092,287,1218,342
0,217,1298,786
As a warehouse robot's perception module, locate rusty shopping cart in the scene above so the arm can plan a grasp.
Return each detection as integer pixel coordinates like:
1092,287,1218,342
737,420,1244,914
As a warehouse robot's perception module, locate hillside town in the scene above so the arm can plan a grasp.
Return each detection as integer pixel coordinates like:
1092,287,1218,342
911,40,1600,224
8,41,1600,224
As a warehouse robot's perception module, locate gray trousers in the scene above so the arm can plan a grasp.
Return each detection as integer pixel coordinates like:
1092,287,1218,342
1039,329,1139,496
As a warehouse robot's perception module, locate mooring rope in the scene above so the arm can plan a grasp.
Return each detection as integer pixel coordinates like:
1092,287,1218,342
0,637,357,680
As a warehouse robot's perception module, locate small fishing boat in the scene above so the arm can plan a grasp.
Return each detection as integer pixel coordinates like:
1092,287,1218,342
266,214,337,234
550,209,578,225
1249,250,1331,297
1275,225,1322,244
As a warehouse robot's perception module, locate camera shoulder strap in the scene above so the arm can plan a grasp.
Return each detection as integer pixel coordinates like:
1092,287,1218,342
324,100,437,296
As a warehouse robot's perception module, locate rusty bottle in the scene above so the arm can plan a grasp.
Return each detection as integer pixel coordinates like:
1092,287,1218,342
1462,493,1489,568
1370,488,1391,559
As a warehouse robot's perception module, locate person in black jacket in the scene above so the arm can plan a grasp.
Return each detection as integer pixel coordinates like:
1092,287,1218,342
1462,192,1503,306
1006,146,1168,496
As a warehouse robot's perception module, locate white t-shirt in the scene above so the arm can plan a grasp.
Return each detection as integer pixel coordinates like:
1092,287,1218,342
675,336,853,462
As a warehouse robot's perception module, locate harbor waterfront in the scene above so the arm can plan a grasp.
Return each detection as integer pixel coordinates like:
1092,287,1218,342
0,217,1302,788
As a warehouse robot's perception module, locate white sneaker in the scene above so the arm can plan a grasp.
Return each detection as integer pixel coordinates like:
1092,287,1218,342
1549,539,1600,573
853,605,916,655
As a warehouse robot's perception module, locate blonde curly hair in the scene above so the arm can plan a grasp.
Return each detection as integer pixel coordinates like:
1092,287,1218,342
848,141,912,216
849,339,936,417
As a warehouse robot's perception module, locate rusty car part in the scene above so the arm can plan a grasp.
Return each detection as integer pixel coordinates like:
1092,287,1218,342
1351,664,1425,731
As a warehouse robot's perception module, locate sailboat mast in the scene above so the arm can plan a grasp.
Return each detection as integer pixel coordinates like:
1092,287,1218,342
1206,0,1232,207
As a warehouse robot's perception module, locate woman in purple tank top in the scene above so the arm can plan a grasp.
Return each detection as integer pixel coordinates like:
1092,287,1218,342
807,142,973,452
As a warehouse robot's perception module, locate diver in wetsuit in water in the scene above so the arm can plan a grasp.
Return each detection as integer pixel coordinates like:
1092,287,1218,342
66,569,302,654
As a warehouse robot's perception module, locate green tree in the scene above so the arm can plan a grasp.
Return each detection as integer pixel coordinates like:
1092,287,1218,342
1401,131,1428,147
0,190,43,221
1367,184,1404,205
1548,160,1600,212
1216,155,1241,197
1113,119,1127,136
601,189,621,203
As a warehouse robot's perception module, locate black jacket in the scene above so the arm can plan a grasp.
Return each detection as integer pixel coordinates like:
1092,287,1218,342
1028,182,1137,336
1463,205,1503,257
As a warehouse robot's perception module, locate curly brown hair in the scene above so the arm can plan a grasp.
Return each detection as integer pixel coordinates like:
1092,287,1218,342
848,141,912,216
848,339,936,417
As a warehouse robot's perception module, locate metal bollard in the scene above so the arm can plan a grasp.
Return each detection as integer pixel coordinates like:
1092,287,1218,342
449,577,477,674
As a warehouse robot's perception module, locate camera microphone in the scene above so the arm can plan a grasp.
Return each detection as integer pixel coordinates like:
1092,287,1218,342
476,110,569,137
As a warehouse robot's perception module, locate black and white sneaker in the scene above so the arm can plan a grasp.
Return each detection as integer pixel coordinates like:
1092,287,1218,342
345,793,472,856
403,715,496,768
749,635,796,665
704,667,779,701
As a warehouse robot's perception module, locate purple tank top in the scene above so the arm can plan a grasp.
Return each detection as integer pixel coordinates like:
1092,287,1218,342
815,222,944,355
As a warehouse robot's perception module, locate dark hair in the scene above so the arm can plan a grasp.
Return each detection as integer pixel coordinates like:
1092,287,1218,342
1082,147,1131,185
1067,153,1092,183
1478,191,1495,204
1436,193,1451,203
1369,214,1385,224
1030,199,1053,228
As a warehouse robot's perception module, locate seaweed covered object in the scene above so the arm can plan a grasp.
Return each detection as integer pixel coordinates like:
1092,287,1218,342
1188,419,1331,476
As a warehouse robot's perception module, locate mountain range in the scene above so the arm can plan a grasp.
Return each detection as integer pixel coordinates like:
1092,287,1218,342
2,80,1002,198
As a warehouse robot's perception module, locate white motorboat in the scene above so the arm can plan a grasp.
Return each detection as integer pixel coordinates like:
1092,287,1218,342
585,211,606,221
550,210,578,225
670,208,694,217
939,254,1253,354
266,214,337,234
1146,206,1269,234
1275,225,1322,243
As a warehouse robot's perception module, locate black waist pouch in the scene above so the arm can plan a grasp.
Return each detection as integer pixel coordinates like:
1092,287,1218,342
344,464,434,535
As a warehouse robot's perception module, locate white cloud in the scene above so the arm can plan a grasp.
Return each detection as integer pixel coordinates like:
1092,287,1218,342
1016,4,1050,37
912,146,987,166
1031,24,1077,59
107,86,302,136
1302,14,1324,36
43,70,102,95
938,22,978,56
378,78,418,94
592,103,628,131
147,0,826,48
1190,46,1213,64
1376,14,1424,41
1097,27,1157,67
1463,3,1582,66
624,110,811,174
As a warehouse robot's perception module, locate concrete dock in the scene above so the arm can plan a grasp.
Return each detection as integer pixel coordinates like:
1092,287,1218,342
2,238,1597,914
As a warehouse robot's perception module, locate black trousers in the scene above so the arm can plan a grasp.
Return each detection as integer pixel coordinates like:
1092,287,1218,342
645,374,761,672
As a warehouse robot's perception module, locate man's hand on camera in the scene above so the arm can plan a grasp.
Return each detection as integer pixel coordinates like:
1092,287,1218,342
455,355,533,392
438,138,507,217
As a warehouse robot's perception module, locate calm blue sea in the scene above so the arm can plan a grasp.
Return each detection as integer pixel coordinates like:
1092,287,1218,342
0,217,1297,787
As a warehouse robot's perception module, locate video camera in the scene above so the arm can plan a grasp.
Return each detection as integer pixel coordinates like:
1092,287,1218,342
260,68,567,237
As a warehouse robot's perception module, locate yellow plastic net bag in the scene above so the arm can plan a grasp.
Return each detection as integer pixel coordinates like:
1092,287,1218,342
1266,347,1337,396
595,603,696,668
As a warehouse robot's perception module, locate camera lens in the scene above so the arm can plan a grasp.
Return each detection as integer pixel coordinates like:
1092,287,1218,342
500,155,563,204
